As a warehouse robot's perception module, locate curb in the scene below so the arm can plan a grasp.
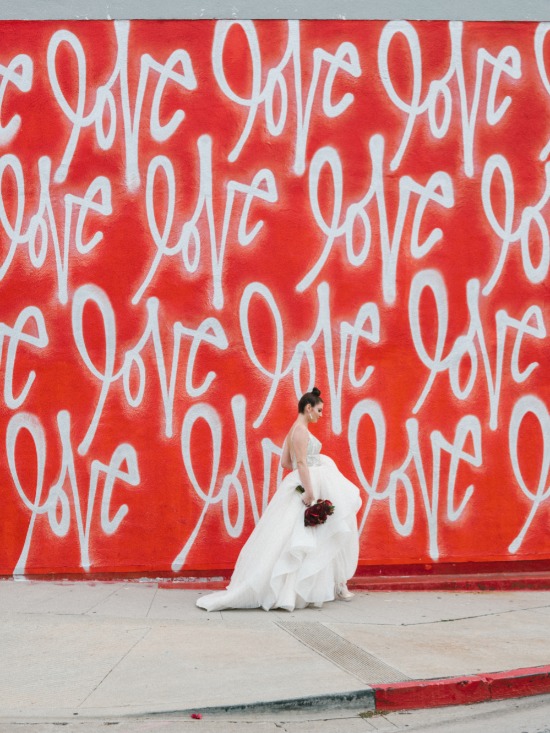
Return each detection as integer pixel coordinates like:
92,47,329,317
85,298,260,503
350,572,550,592
0,669,548,720
159,571,550,592
147,689,376,718
372,665,550,712
129,667,550,718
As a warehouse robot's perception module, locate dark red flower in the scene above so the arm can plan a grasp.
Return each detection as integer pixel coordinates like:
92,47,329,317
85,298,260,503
304,499,335,526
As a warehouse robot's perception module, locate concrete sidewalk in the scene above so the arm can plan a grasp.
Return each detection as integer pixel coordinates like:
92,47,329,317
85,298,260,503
1,580,550,719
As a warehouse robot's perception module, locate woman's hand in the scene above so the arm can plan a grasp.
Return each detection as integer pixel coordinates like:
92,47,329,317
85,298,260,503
302,491,315,507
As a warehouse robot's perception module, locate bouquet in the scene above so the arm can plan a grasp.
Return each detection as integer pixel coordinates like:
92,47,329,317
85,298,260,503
295,486,335,527
304,500,335,527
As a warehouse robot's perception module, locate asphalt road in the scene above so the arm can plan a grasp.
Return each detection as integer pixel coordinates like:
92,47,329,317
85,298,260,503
1,694,550,732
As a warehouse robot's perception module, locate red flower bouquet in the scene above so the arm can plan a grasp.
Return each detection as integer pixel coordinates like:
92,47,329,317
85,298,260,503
304,499,335,527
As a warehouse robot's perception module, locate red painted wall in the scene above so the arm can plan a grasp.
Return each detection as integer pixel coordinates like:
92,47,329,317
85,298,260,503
1,19,549,577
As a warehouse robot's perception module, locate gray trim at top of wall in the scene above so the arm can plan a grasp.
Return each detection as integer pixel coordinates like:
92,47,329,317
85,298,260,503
1,0,550,21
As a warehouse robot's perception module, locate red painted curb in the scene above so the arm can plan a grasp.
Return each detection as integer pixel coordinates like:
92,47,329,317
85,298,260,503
486,667,550,700
374,665,550,712
158,573,550,592
159,580,227,590
349,572,550,592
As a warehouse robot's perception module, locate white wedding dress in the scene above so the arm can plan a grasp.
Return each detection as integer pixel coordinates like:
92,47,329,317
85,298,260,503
196,431,362,612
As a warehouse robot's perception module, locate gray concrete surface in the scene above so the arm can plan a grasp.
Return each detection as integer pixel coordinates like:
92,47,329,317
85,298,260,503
0,580,549,721
2,0,550,19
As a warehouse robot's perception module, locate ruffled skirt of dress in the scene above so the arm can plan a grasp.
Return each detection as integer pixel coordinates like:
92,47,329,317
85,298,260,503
196,455,362,612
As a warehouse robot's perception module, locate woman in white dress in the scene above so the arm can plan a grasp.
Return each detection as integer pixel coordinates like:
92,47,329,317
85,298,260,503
196,387,362,612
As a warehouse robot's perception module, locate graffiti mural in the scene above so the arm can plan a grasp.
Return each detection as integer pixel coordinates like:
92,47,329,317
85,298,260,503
0,19,549,577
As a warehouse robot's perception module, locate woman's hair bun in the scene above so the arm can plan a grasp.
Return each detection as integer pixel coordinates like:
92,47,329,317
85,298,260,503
298,386,323,413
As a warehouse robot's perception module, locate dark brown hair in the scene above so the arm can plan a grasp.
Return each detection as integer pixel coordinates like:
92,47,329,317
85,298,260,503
298,387,323,413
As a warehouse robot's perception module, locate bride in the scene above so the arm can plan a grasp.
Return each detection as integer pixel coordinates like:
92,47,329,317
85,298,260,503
196,387,362,612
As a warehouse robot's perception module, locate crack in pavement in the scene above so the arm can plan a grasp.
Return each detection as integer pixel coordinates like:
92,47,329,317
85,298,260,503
76,626,152,709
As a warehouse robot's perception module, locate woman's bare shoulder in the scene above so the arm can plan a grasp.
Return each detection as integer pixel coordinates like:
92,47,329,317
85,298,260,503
290,422,309,443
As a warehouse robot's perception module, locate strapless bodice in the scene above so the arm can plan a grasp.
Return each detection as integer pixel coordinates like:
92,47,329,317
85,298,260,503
291,431,322,469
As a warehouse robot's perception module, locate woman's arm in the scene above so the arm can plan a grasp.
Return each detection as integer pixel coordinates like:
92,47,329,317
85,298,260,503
292,426,315,506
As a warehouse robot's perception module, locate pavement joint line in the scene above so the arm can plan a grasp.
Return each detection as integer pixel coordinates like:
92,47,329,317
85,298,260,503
145,586,158,618
4,600,550,627
75,625,153,709
82,584,123,616
413,608,550,625
357,603,550,627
